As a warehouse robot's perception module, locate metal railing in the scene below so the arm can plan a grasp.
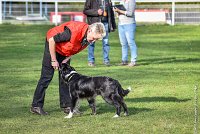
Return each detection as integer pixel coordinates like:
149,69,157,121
1,0,200,25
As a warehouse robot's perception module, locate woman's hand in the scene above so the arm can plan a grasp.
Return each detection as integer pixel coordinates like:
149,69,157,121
113,7,119,13
98,9,103,15
48,37,59,70
113,7,126,15
51,60,59,70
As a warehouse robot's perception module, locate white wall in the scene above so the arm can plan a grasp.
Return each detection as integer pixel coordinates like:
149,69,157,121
135,10,167,23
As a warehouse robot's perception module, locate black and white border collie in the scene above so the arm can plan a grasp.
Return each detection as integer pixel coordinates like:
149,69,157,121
60,63,131,118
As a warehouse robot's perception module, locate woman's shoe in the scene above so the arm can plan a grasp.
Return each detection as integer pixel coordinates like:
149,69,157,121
127,62,136,67
119,61,128,66
88,62,95,67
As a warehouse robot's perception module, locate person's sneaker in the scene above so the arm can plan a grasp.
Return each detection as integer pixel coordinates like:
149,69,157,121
88,62,95,67
104,62,110,66
119,61,128,66
127,62,136,67
30,107,48,115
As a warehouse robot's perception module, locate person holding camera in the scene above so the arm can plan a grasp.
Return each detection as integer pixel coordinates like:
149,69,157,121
83,0,116,67
114,0,137,67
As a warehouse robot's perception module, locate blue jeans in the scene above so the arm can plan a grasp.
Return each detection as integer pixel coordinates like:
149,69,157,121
118,23,137,63
88,22,110,63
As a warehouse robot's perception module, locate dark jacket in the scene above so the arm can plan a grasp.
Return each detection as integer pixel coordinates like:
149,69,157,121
83,0,116,32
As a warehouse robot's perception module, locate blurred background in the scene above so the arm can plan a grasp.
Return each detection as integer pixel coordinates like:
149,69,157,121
0,0,200,25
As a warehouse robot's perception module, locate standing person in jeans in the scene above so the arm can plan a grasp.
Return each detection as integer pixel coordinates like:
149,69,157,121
83,0,116,67
114,0,137,67
30,21,106,115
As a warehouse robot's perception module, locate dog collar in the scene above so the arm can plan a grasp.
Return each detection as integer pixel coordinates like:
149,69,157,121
66,71,77,82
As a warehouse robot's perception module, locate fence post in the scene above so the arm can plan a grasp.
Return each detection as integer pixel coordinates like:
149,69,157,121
0,0,2,24
3,1,5,19
31,2,33,14
55,0,58,26
26,1,28,16
45,2,47,16
9,2,12,15
40,0,42,17
171,1,175,26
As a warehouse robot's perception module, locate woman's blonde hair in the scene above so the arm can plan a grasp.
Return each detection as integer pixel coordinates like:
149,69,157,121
89,22,106,40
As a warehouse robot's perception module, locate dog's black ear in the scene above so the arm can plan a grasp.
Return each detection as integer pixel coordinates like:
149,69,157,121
60,63,69,71
61,63,75,71
60,63,65,68
70,66,76,71
65,64,75,71
61,62,69,67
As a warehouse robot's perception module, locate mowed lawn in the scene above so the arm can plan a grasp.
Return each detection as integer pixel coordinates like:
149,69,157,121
0,23,199,134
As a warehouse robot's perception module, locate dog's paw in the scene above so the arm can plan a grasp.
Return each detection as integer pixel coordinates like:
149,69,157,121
113,114,119,118
64,115,72,119
124,112,129,116
127,86,132,91
64,111,73,119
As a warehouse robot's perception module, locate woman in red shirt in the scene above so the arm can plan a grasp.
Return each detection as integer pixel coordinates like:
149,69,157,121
30,21,106,115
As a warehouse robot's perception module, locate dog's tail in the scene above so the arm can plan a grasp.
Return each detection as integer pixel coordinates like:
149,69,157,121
118,86,132,97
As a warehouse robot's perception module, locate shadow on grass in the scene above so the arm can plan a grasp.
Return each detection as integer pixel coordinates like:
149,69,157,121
78,103,154,117
128,107,154,115
0,104,153,119
0,97,190,119
137,57,200,66
126,96,191,103
49,97,189,117
73,107,154,118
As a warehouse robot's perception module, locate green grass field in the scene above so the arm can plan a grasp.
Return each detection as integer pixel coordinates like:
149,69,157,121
0,24,200,134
